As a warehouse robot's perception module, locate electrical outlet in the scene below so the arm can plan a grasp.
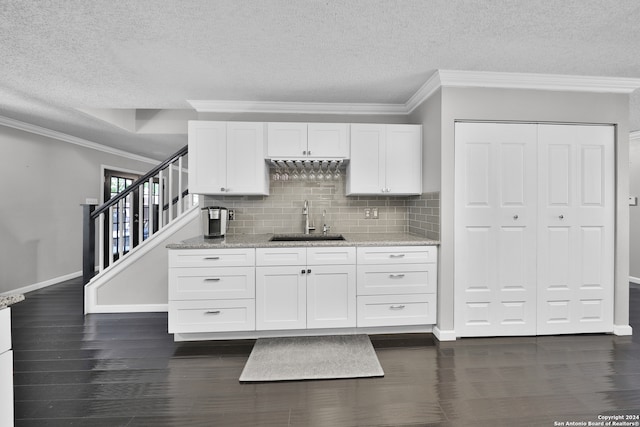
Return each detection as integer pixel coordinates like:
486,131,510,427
364,208,371,219
372,207,379,219
228,209,235,220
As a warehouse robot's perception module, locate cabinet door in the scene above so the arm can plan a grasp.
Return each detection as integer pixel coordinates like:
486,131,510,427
346,124,386,195
385,125,422,195
256,266,306,330
226,122,269,195
307,123,349,158
454,122,538,337
0,350,13,426
537,125,614,335
307,265,356,328
267,122,308,158
188,121,227,194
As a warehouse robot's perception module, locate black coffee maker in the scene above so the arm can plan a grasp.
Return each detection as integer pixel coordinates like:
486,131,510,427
201,206,228,238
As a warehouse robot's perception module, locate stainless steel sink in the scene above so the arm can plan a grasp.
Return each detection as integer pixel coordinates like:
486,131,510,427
269,234,346,242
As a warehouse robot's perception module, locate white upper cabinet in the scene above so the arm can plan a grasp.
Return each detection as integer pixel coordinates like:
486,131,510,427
267,123,349,159
347,124,422,195
188,121,269,195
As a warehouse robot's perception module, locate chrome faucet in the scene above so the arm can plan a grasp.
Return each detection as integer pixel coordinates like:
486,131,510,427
322,209,330,235
303,200,315,234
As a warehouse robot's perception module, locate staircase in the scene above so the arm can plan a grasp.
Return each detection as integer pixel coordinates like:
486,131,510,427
82,145,200,313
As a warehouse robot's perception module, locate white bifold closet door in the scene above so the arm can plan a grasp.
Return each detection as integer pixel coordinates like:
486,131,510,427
537,124,614,335
455,123,538,337
455,122,614,337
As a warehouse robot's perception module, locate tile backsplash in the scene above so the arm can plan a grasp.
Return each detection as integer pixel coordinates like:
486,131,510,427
204,172,440,238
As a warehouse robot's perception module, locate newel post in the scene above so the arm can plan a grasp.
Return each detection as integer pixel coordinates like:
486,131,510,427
82,204,96,284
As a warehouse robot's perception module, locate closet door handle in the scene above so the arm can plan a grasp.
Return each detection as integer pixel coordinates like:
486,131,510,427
559,215,564,220
513,215,519,220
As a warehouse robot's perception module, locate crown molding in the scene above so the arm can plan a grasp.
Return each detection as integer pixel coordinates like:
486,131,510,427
405,71,442,114
631,130,640,142
437,70,640,94
187,99,408,115
0,115,158,164
190,70,640,116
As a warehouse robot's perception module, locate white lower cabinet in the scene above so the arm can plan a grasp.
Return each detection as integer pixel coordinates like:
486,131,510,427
256,247,357,330
0,307,13,427
168,248,256,334
169,245,437,340
356,246,437,327
256,265,307,330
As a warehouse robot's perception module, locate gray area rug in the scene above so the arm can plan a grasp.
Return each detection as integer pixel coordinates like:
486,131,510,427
239,334,384,382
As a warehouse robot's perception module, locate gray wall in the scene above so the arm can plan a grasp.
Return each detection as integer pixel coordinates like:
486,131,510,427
0,125,156,294
631,133,640,282
409,88,442,192
436,87,630,334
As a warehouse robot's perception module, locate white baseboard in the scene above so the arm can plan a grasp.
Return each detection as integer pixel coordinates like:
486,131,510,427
613,324,633,336
630,276,640,285
1,271,81,296
433,326,456,341
87,304,168,314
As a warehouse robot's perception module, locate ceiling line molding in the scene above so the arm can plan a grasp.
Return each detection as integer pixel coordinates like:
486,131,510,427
631,130,640,142
189,70,640,116
437,70,640,94
405,72,442,114
187,100,408,115
0,115,158,165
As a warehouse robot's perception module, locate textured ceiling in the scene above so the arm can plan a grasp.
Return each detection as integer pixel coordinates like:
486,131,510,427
1,0,640,159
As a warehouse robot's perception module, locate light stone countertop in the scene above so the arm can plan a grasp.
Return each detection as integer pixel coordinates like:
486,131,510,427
0,294,25,309
167,233,439,249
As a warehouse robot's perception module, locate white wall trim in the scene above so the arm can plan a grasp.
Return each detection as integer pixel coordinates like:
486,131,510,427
1,271,81,296
187,99,408,115
84,205,200,314
433,326,457,341
0,115,158,165
405,72,442,114
437,70,640,94
630,276,640,285
613,324,633,336
189,71,640,116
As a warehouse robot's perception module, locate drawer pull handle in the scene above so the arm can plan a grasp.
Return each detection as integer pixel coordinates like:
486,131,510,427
389,254,405,258
204,256,220,260
389,305,406,310
204,278,221,282
205,310,221,315
389,274,405,278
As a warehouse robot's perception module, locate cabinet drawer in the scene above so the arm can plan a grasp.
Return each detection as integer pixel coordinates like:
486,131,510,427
357,264,437,295
0,349,13,425
256,247,306,266
357,294,436,327
169,299,255,333
169,248,255,268
0,308,10,354
307,247,355,265
169,267,255,300
357,246,437,265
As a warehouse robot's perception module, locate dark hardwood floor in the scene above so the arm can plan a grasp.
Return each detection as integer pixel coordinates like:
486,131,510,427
10,277,640,426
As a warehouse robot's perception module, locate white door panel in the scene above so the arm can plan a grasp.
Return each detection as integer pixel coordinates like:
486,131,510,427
455,122,538,337
537,124,614,335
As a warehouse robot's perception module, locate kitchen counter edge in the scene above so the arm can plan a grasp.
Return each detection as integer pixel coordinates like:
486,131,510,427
167,233,439,249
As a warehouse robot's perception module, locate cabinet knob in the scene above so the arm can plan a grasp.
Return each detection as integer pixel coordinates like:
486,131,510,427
303,150,307,155
308,151,311,156
559,214,564,220
513,215,519,220
301,269,306,274
307,269,311,274
220,187,225,192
